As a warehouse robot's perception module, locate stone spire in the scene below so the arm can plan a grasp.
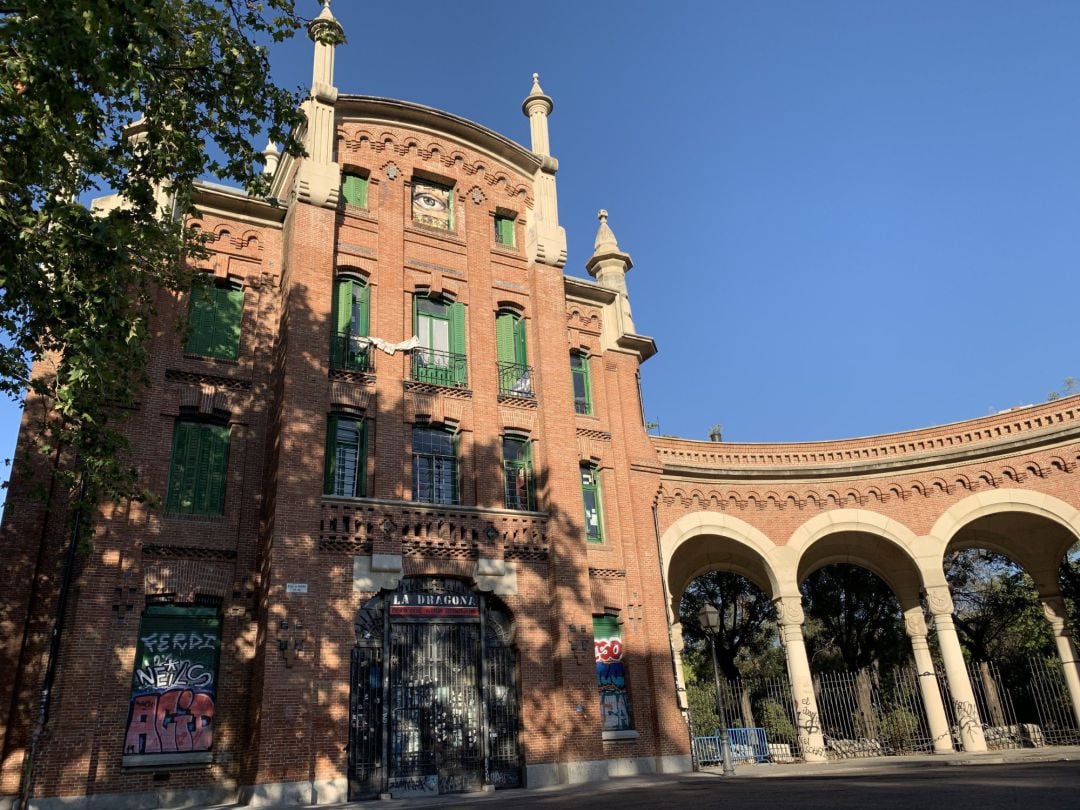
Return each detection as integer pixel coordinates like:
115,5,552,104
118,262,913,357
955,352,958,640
308,0,344,104
521,73,554,157
586,209,635,332
520,73,566,266
262,140,280,176
295,0,345,208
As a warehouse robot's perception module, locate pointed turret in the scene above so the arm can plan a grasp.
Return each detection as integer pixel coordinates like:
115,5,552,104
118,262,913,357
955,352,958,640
308,0,344,102
521,73,566,266
522,73,554,156
295,0,345,208
586,209,635,332
262,140,281,176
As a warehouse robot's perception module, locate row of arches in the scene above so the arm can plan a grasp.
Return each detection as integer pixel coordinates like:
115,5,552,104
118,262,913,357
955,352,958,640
660,489,1080,759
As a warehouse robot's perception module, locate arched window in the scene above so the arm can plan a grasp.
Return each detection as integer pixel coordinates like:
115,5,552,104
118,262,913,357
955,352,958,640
496,310,531,397
332,276,371,371
580,463,604,543
571,352,592,415
412,425,458,505
412,295,466,387
324,413,366,498
502,434,534,510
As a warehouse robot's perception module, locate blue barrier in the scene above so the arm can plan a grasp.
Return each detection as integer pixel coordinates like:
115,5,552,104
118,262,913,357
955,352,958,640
693,728,771,765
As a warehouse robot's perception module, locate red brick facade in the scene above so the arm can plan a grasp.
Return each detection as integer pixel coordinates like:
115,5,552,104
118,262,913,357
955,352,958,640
3,19,1080,807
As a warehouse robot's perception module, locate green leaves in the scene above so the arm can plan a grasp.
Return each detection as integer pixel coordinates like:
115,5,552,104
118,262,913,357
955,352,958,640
0,1,306,511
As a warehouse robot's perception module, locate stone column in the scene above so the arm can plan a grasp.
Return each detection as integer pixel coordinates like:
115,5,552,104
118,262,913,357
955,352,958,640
1039,590,1080,729
774,596,826,762
904,608,954,753
925,585,987,752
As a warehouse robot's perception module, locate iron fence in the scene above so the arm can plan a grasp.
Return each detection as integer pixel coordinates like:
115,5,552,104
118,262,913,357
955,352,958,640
950,657,1080,749
812,664,937,759
708,673,803,761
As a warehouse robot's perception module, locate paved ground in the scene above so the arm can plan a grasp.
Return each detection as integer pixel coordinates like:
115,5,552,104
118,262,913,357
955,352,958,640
235,747,1080,809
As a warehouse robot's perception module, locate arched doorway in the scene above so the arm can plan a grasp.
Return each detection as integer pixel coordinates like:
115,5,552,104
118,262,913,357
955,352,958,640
349,577,522,799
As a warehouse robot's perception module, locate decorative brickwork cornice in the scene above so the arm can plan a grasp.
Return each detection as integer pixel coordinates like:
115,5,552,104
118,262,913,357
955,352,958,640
588,567,626,579
165,369,253,391
141,544,238,561
657,446,1079,512
655,397,1080,480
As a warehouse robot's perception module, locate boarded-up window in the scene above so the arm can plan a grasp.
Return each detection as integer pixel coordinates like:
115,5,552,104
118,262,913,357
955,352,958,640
594,615,632,732
123,604,221,765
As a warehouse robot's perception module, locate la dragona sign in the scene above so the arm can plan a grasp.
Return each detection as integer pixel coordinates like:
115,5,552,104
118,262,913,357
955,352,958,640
389,590,480,620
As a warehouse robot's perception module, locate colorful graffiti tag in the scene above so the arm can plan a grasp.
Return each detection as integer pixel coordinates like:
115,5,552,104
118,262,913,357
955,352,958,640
124,605,220,760
593,616,632,731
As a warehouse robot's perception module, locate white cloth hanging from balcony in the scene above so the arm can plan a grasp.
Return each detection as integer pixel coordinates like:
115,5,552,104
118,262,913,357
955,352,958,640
353,335,422,356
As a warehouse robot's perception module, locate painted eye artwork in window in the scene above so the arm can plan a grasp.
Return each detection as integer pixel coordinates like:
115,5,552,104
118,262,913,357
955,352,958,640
412,181,452,229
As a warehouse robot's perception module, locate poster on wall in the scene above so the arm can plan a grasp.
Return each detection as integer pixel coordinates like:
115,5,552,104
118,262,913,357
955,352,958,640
411,180,453,230
593,615,632,732
122,604,221,764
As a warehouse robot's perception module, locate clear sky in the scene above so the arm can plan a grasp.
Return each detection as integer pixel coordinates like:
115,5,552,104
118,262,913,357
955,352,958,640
2,0,1079,493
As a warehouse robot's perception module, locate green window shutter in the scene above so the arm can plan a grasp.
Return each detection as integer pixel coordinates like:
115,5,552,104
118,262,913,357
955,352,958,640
356,282,370,337
166,422,229,515
185,288,212,357
331,279,353,368
450,302,467,385
497,217,515,246
446,188,454,230
186,285,242,360
324,413,339,495
335,279,354,334
341,173,368,208
495,313,516,366
356,418,367,497
165,422,191,512
205,425,229,515
514,315,527,365
218,286,243,359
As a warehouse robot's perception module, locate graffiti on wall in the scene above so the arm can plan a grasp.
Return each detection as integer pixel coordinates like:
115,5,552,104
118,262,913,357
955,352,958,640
593,616,632,732
124,606,220,758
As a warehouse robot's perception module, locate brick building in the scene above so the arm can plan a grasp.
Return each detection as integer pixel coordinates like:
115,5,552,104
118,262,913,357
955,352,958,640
4,3,1080,808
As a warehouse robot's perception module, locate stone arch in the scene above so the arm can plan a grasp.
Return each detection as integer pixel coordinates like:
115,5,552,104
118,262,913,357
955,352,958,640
786,509,924,607
929,488,1080,579
659,511,781,620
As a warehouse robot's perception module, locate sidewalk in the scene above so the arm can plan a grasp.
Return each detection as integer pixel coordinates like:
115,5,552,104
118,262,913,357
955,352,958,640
698,743,1080,778
229,746,1080,808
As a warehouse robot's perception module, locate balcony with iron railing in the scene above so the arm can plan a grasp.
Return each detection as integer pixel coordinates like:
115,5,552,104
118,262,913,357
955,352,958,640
410,348,468,388
330,332,375,373
497,362,534,399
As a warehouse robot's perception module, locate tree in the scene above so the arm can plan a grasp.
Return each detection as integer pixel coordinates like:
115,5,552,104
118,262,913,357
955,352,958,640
800,564,908,672
0,2,314,509
944,548,1054,664
679,570,778,681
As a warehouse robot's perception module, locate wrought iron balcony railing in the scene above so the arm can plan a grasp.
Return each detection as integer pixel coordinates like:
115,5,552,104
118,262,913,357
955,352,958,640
410,348,468,388
330,332,375,373
497,361,534,399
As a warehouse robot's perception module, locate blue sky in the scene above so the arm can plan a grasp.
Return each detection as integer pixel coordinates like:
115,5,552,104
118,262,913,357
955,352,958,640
3,0,1079,491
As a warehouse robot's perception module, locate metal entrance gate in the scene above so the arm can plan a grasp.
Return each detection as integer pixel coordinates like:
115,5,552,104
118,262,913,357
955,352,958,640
389,622,484,793
348,578,522,799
